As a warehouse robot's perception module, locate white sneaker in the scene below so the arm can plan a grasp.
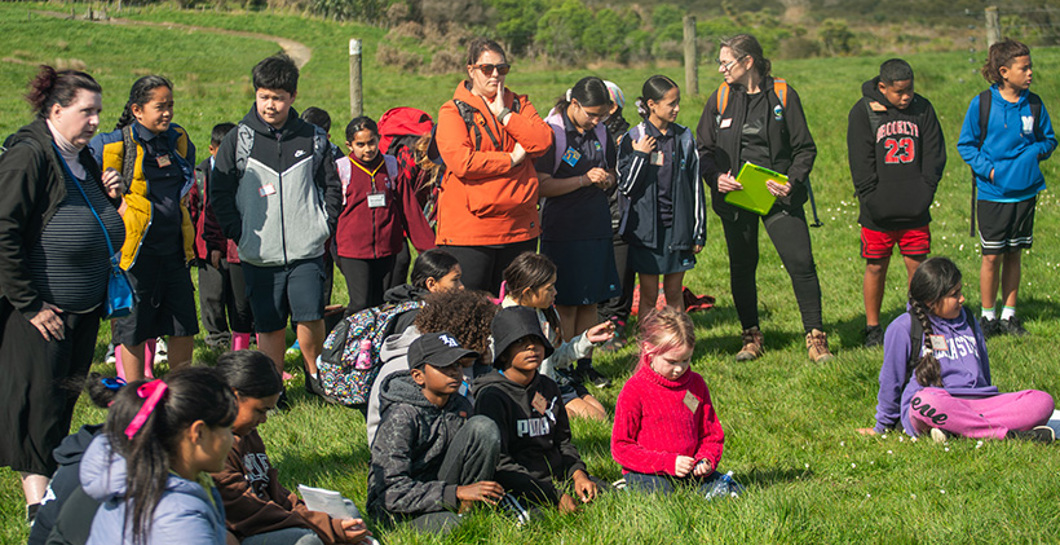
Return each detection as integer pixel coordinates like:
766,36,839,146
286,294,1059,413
154,337,168,363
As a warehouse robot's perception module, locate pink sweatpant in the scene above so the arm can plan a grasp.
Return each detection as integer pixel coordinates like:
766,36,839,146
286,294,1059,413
909,387,1055,439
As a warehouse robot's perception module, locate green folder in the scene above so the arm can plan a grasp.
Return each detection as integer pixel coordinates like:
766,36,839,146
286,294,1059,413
724,162,789,215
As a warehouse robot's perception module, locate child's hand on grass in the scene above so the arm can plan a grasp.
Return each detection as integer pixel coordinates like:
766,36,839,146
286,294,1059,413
339,518,371,543
572,470,597,502
456,481,505,505
674,455,696,477
558,493,580,513
585,320,616,344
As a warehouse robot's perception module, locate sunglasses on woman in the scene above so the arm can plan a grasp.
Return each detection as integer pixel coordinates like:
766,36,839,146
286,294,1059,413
472,63,511,76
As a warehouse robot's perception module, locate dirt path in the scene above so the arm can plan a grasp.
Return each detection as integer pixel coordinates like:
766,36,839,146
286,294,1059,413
32,10,312,68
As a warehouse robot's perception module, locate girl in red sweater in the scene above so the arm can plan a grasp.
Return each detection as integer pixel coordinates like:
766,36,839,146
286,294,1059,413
336,117,436,317
611,307,743,498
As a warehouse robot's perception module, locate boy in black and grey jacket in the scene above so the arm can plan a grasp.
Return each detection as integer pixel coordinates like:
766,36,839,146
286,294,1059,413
473,307,605,512
847,58,946,347
367,332,502,534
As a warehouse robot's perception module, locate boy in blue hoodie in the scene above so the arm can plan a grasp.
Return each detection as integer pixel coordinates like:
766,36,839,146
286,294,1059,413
957,39,1057,337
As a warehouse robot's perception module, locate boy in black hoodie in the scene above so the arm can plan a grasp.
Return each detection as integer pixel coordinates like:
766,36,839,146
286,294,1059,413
473,306,605,513
847,58,947,347
367,332,503,533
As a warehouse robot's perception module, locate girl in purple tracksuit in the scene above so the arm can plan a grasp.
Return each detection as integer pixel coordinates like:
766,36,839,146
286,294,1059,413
870,257,1054,441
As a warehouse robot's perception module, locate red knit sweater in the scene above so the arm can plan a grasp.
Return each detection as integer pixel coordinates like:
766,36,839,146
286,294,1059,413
611,363,725,475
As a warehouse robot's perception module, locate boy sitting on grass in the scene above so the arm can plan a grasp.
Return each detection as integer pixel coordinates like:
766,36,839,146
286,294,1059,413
367,333,504,534
473,306,606,515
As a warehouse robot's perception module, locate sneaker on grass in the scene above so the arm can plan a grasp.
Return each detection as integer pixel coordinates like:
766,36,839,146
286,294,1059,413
999,316,1028,337
979,316,1001,338
1007,425,1055,444
497,493,531,526
863,325,884,348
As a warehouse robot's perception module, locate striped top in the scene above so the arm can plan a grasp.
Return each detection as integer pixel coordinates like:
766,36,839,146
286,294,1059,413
27,167,125,313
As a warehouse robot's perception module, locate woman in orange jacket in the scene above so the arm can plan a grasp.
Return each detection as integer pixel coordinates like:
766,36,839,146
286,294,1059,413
434,38,553,293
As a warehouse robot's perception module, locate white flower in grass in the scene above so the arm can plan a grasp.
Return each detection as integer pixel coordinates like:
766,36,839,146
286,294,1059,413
940,489,946,494
911,437,917,442
851,463,857,469
899,436,904,442
944,447,950,452
866,493,872,498
911,493,917,499
881,434,887,439
887,450,893,455
840,441,845,447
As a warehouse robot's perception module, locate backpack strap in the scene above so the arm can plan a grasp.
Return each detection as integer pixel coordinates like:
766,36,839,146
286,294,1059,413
716,82,731,115
864,99,888,140
383,154,399,182
772,78,788,109
970,90,992,237
905,311,924,385
120,125,136,194
453,99,487,151
545,109,567,175
234,123,255,180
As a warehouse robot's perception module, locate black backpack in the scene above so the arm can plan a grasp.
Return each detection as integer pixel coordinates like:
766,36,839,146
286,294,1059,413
968,90,1044,236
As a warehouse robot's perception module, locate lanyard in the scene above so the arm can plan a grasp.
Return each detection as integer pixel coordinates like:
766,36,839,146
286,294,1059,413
350,156,383,192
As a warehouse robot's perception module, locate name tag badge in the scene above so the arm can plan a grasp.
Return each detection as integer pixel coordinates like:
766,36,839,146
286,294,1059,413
720,118,733,129
929,334,947,351
156,154,172,168
683,391,700,413
650,151,664,166
561,147,582,167
367,193,387,208
259,183,276,197
531,392,548,414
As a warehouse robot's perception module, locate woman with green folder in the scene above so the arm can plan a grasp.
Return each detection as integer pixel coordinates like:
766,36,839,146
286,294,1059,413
695,33,833,364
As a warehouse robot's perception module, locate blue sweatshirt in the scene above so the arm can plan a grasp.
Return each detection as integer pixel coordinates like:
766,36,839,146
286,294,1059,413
874,308,998,436
957,85,1057,202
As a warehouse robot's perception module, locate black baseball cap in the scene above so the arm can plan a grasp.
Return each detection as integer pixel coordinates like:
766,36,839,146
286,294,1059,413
408,332,479,370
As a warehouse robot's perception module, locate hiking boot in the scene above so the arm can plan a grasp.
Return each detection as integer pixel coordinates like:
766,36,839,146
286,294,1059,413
735,327,764,361
575,360,611,389
275,389,291,412
929,427,955,443
979,316,1001,338
863,325,884,348
999,316,1028,337
806,329,835,363
1007,425,1055,444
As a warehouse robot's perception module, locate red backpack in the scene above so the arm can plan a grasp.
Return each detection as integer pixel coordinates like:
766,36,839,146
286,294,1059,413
377,107,434,154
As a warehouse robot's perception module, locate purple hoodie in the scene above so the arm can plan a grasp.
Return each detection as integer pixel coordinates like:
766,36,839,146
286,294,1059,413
874,308,998,435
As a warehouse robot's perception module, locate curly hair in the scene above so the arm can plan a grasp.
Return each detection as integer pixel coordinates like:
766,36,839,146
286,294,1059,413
413,290,498,356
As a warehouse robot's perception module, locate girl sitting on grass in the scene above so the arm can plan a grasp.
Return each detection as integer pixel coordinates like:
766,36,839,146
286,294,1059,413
611,307,742,498
864,257,1055,442
501,252,614,421
81,368,236,544
212,351,373,545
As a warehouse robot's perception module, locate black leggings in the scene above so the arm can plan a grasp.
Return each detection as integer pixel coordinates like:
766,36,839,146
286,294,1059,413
338,255,397,317
721,206,823,333
440,239,538,294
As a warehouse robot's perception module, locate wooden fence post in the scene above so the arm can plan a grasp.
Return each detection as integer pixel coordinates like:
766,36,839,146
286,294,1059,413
349,38,363,118
683,16,698,96
985,6,1001,47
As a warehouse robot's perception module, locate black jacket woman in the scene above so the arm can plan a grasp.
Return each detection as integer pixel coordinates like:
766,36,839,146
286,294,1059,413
696,34,833,363
0,66,123,517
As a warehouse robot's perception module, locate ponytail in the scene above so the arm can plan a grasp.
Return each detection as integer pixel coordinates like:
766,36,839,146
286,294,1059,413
636,75,678,120
553,76,611,114
25,65,101,119
909,299,942,387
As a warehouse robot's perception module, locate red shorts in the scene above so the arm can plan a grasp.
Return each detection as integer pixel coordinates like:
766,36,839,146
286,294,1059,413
860,226,931,260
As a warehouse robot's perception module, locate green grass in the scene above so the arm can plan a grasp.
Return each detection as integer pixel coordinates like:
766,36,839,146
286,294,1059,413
3,3,1060,543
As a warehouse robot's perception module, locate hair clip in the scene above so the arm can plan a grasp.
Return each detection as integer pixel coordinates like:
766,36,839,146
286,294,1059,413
101,376,126,391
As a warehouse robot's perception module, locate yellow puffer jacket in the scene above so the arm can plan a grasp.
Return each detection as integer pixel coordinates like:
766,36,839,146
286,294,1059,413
90,124,196,270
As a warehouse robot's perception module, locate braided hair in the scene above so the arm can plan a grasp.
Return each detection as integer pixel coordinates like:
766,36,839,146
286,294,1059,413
907,257,963,388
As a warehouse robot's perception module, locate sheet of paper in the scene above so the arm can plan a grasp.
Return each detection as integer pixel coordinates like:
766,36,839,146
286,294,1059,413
298,484,355,520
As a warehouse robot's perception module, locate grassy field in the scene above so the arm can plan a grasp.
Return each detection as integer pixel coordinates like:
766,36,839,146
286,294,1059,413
3,3,1060,543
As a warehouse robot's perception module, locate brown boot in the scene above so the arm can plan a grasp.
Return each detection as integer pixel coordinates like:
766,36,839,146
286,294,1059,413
806,328,835,363
735,326,764,361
